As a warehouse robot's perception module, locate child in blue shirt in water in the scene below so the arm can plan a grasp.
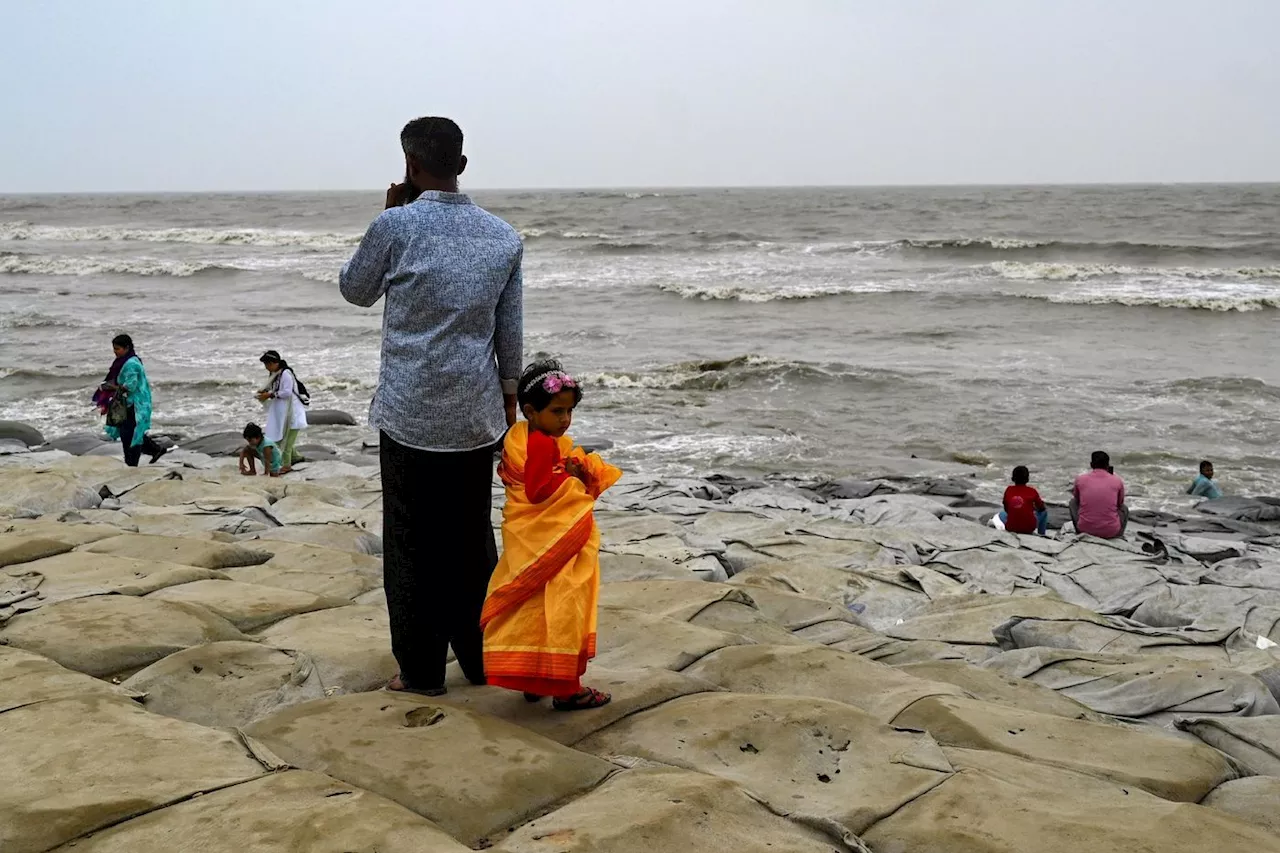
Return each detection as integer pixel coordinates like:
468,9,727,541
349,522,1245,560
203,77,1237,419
239,422,283,477
1187,460,1223,501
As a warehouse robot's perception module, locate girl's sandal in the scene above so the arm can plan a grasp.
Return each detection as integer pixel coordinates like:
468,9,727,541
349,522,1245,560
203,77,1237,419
552,687,611,712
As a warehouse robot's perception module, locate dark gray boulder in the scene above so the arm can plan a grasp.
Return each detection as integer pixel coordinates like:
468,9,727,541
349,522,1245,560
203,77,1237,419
183,431,247,457
307,409,358,426
0,420,44,447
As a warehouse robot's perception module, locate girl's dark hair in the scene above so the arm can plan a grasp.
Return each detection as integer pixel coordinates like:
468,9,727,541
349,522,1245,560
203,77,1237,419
517,359,583,412
1011,465,1030,486
112,334,134,350
243,423,264,440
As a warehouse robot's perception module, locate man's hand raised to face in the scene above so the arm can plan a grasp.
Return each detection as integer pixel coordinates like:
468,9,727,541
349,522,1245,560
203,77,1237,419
385,182,413,210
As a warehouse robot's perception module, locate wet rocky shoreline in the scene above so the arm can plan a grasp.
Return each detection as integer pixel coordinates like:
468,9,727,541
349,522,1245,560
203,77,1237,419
3,416,1280,851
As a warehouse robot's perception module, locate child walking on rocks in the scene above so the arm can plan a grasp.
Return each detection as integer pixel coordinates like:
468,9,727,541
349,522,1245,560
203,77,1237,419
480,360,621,711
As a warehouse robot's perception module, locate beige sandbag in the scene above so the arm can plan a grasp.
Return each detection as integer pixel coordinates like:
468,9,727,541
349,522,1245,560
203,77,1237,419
268,496,379,527
47,770,470,853
793,619,973,665
0,645,141,713
437,667,716,747
862,747,1280,853
6,552,228,604
577,693,953,836
593,605,752,671
689,599,812,646
256,604,395,693
685,644,964,722
118,478,270,508
254,523,382,555
897,660,1097,720
1201,777,1280,837
0,695,271,853
228,540,382,600
0,533,72,568
729,560,872,608
83,533,273,569
598,579,755,621
0,518,124,547
148,579,344,631
497,766,843,853
0,470,104,515
891,695,1234,802
0,594,247,677
123,641,326,728
244,692,614,847
887,594,1104,647
599,552,692,582
732,584,863,630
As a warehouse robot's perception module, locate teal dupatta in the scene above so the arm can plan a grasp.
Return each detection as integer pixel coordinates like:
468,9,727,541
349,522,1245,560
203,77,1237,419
103,356,153,447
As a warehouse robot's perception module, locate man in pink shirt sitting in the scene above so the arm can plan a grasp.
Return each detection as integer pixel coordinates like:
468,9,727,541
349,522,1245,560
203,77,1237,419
1070,451,1128,539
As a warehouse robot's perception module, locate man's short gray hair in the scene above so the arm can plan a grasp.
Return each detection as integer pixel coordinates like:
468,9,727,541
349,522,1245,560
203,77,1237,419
401,117,464,179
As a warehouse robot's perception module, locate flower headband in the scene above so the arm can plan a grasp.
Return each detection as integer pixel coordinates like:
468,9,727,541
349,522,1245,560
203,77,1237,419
521,369,578,395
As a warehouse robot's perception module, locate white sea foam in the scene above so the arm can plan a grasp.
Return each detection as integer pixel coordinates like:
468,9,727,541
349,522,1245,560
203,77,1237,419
0,221,361,249
0,254,210,277
656,280,907,302
989,261,1280,281
1010,289,1280,312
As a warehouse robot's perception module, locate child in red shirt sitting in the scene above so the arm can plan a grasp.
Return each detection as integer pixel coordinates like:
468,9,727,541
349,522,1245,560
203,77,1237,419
1000,465,1048,535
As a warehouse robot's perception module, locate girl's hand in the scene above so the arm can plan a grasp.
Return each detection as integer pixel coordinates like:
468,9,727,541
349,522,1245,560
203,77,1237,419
256,391,270,402
564,457,589,484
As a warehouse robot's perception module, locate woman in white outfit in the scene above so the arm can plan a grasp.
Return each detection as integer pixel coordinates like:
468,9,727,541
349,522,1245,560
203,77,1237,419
256,350,308,473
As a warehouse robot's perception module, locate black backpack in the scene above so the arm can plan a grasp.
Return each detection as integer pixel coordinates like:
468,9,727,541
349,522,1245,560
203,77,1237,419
289,369,311,407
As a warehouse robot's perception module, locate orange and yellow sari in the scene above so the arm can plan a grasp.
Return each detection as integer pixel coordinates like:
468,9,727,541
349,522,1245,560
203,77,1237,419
480,422,622,697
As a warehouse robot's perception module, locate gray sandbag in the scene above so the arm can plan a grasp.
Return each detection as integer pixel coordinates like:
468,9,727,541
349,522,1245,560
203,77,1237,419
1130,584,1280,642
244,692,614,847
983,647,1280,723
924,547,1044,597
0,594,248,677
0,645,142,713
0,420,45,447
496,767,841,853
891,694,1235,802
1200,777,1280,837
683,644,966,722
83,532,273,568
862,747,1280,853
4,552,227,609
577,692,954,837
45,433,113,456
992,614,1245,662
898,659,1097,720
256,604,396,694
147,579,346,631
1038,560,1173,615
123,641,327,728
52,769,471,853
181,431,247,457
0,695,272,853
1175,716,1280,777
1196,496,1280,523
306,409,359,426
888,594,1106,648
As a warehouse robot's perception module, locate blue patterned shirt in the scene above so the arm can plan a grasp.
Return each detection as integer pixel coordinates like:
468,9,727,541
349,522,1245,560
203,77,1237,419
340,191,523,452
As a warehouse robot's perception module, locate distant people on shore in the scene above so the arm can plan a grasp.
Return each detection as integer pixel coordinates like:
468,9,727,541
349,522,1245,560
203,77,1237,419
95,334,167,467
1188,459,1223,501
481,360,621,710
340,115,524,696
1000,465,1048,535
1071,451,1128,539
256,350,308,474
239,422,282,476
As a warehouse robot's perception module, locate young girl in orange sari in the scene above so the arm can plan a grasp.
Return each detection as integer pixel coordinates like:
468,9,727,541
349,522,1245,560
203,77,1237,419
481,360,621,711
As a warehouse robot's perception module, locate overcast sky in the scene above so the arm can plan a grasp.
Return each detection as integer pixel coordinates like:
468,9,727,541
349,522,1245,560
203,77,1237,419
2,1,1277,192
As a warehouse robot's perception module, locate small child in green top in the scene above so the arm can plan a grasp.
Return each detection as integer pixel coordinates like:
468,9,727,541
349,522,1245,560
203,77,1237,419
239,422,283,477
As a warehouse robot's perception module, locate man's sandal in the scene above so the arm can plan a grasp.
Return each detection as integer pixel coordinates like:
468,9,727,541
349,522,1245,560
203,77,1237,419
552,687,611,711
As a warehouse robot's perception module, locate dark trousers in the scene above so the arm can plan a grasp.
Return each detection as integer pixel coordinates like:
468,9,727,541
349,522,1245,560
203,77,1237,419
118,407,161,468
380,430,499,689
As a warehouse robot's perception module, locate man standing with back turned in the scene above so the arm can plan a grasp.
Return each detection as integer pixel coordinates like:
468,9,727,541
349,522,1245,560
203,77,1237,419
340,117,523,696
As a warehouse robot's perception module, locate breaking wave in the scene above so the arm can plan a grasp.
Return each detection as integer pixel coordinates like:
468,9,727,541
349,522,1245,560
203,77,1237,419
1005,289,1280,312
0,221,361,249
584,355,907,392
656,280,908,302
0,252,342,281
988,261,1280,282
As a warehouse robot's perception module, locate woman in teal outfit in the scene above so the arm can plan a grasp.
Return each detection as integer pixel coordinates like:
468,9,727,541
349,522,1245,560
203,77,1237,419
96,334,166,467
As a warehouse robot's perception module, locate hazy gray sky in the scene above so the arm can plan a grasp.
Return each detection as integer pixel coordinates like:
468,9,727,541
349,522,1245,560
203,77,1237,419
2,1,1277,191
